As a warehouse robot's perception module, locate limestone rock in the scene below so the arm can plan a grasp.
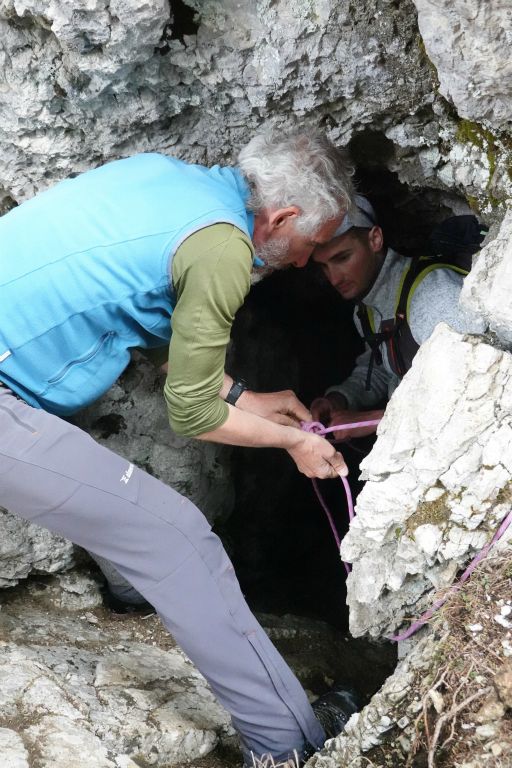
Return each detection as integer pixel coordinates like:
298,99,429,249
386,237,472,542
0,587,234,767
0,728,30,768
0,574,393,767
413,0,512,130
461,209,512,347
25,570,104,611
341,324,512,638
0,508,75,588
2,0,502,212
24,716,116,768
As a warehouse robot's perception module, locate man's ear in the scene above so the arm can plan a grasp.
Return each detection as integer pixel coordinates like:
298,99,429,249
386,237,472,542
268,205,300,232
368,225,384,253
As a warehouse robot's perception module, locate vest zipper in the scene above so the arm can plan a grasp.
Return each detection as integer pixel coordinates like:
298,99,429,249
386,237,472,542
47,332,114,384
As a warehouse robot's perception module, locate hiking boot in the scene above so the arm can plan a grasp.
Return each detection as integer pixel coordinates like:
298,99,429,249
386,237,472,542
101,585,156,620
244,750,303,767
311,686,360,740
246,688,360,767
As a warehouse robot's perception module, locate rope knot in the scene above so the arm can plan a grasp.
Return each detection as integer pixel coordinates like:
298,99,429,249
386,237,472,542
300,420,326,435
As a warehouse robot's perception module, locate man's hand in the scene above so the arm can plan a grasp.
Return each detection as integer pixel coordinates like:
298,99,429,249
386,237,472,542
311,392,383,441
310,391,348,425
286,430,348,479
197,391,348,479
236,389,311,427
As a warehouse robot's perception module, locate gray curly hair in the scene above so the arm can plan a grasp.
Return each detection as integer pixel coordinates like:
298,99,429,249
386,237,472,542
238,128,355,235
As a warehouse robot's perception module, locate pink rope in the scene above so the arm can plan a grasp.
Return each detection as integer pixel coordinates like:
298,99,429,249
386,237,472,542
304,419,381,436
302,419,379,573
302,418,512,643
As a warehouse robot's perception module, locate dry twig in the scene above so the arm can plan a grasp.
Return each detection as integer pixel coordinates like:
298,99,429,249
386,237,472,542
427,686,492,768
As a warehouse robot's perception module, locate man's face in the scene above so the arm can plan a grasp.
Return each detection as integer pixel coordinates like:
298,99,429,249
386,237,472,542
253,214,344,279
280,215,345,269
312,227,383,301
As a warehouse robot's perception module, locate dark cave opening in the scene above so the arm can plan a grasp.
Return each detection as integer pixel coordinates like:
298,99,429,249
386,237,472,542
220,263,395,701
222,266,363,630
156,0,199,55
219,147,474,699
348,128,473,256
170,0,199,41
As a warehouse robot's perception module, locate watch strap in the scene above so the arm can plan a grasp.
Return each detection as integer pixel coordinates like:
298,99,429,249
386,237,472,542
225,378,248,406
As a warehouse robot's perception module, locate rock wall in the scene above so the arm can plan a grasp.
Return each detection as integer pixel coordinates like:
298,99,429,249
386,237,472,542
0,572,235,768
414,0,512,131
0,0,510,214
1,0,511,590
461,210,512,347
342,211,512,640
0,0,511,766
342,321,512,638
0,510,74,588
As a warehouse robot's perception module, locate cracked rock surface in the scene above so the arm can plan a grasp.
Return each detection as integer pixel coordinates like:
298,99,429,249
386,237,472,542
0,0,510,216
0,572,395,767
461,210,512,348
413,0,512,131
342,323,512,639
0,571,235,768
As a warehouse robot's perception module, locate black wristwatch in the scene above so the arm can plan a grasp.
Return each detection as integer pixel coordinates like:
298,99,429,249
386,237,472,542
225,378,248,406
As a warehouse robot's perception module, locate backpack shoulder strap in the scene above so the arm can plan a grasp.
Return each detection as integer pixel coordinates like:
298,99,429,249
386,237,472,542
356,303,396,390
391,256,470,376
395,257,469,321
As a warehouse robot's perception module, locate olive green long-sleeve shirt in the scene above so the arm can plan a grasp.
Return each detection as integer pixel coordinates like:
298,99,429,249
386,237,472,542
162,223,254,436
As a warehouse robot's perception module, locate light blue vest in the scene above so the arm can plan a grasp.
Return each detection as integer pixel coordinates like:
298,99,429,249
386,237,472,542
0,153,253,415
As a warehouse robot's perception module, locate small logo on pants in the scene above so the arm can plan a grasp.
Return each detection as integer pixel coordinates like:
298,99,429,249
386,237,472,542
120,463,135,484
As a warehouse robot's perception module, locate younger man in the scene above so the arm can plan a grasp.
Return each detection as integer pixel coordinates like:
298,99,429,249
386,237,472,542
311,197,486,437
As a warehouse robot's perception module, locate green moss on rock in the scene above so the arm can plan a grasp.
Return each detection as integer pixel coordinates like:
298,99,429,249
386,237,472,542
406,492,450,534
455,118,512,208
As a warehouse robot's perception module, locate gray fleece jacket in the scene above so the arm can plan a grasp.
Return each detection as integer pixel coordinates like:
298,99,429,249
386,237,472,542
327,248,486,410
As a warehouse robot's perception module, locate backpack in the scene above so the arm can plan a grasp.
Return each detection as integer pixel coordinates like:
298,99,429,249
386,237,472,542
356,215,488,389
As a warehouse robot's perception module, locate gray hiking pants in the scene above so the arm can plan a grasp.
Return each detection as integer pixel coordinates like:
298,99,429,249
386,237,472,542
0,386,325,762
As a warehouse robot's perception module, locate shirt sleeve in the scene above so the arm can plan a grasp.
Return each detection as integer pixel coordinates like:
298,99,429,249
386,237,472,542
164,224,253,437
326,346,394,410
409,268,487,344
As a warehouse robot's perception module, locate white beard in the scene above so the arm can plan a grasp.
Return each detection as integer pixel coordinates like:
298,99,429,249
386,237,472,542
250,236,290,285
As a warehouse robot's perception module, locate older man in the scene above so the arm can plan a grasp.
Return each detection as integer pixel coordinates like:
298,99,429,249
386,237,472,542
0,131,356,766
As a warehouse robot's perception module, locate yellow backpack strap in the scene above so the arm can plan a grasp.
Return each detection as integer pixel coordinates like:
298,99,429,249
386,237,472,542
395,257,469,322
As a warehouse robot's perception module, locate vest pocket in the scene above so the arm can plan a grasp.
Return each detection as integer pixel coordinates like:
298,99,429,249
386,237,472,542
47,332,114,385
37,331,120,412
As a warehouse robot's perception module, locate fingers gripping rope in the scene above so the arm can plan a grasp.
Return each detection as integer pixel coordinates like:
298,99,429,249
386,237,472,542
301,419,512,642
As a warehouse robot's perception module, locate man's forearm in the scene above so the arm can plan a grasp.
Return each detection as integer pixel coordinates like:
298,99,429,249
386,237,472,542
196,403,300,450
196,404,348,480
327,349,390,410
